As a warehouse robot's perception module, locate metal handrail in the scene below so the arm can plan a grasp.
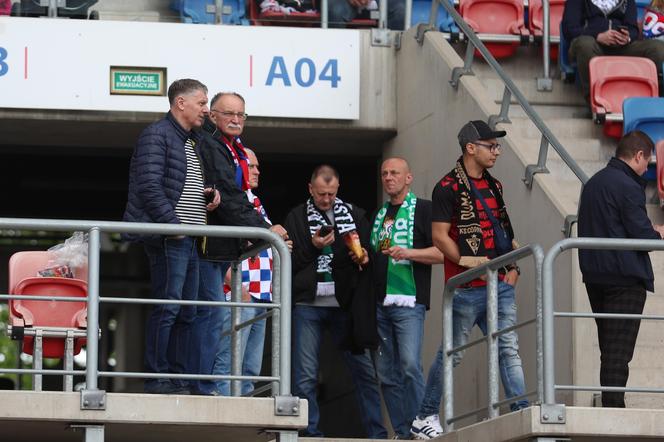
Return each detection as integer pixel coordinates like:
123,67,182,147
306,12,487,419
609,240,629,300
542,237,664,408
419,0,589,198
440,244,544,431
0,217,293,398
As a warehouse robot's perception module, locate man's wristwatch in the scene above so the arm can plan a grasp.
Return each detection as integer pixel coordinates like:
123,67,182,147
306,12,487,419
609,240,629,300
505,264,520,275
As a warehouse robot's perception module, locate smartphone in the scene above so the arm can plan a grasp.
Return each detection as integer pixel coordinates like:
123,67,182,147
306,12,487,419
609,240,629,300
205,186,216,204
319,225,333,236
616,24,629,32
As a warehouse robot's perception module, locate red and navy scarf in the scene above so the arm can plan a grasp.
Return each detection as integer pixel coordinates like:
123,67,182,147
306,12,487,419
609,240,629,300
219,134,250,191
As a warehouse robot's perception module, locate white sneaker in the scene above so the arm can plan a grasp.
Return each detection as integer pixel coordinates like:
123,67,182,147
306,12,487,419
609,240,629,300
410,414,444,440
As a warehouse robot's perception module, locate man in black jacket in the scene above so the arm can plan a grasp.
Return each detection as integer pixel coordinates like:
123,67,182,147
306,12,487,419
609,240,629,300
562,0,664,98
578,130,664,407
284,165,386,438
191,91,288,395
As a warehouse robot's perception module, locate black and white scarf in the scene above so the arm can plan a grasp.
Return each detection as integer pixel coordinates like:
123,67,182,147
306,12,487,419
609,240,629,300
306,197,357,296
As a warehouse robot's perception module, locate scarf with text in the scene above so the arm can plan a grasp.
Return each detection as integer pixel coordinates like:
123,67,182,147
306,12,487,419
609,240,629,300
307,197,357,296
370,192,417,307
451,157,515,269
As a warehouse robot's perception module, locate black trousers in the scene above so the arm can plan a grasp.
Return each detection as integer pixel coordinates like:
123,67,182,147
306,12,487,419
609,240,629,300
586,283,647,408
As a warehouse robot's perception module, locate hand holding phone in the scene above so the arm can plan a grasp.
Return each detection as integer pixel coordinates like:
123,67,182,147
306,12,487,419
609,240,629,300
205,186,216,204
318,225,333,236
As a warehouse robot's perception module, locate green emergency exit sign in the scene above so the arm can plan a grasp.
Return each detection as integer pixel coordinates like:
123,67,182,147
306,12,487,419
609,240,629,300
110,67,166,96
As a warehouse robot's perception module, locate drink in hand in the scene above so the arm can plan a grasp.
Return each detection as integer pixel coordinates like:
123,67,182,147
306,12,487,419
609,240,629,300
343,230,365,261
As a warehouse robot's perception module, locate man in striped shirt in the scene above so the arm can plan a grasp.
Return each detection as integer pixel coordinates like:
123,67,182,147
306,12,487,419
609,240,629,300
123,79,220,395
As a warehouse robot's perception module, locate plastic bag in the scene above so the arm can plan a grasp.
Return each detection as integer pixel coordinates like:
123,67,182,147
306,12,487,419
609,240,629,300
38,232,88,278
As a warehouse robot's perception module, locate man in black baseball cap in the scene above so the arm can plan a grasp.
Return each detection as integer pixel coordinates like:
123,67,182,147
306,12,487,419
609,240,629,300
457,120,506,150
411,120,527,440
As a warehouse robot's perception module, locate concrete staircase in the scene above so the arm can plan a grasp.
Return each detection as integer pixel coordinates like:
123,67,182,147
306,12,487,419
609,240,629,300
469,43,664,409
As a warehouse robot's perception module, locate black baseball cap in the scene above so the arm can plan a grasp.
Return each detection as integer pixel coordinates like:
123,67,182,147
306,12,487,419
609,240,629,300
458,120,506,149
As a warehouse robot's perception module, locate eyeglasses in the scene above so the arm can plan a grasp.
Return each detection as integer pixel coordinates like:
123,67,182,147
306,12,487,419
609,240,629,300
474,142,502,153
211,109,248,120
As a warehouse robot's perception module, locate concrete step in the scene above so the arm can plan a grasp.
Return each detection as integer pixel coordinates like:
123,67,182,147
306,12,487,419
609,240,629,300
508,116,606,140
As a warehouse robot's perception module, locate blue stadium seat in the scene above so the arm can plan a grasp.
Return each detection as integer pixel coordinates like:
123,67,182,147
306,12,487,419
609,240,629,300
623,96,664,180
171,0,249,25
410,0,458,33
558,22,577,83
636,0,649,21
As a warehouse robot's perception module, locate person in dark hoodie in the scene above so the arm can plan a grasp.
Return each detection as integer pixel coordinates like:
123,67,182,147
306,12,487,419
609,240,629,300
283,165,386,438
578,130,664,407
562,0,664,98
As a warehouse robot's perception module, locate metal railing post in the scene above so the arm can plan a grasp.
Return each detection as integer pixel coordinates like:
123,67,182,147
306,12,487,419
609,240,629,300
231,261,242,396
442,284,455,431
86,227,101,392
450,40,476,89
321,0,329,28
277,239,292,396
378,0,387,29
271,247,281,396
428,0,440,29
542,240,561,405
524,134,551,188
533,244,545,405
33,331,43,391
486,269,499,419
537,0,553,91
404,0,412,30
47,0,57,17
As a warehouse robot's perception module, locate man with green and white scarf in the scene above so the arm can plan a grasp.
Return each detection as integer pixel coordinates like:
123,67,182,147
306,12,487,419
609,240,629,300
370,157,444,440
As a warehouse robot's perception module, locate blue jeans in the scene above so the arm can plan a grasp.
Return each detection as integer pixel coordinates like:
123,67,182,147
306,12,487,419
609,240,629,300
214,297,268,396
374,303,426,438
328,0,405,30
293,305,387,438
143,236,199,390
190,260,230,394
419,282,528,416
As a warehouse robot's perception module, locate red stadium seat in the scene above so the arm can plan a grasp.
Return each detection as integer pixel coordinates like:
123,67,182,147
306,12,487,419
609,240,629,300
589,56,658,138
529,0,566,59
459,0,528,58
8,251,87,358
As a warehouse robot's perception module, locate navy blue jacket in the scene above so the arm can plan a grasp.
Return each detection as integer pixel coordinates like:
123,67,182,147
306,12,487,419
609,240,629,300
122,112,201,245
562,0,638,42
578,157,660,291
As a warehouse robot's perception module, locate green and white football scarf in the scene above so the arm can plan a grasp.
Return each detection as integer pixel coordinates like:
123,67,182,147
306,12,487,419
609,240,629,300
370,192,417,307
306,197,357,296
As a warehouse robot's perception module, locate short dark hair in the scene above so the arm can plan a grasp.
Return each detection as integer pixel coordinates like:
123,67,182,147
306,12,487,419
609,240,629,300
616,130,654,161
167,79,207,105
310,164,339,184
210,92,246,109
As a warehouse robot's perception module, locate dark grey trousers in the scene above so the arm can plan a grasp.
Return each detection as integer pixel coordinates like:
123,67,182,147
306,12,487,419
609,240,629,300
569,36,664,96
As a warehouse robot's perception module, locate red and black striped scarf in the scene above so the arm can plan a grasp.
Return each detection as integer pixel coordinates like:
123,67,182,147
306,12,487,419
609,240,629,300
452,157,515,268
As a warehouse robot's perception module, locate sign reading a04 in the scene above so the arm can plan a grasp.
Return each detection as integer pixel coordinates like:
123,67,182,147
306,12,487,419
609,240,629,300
265,56,340,88
0,47,8,76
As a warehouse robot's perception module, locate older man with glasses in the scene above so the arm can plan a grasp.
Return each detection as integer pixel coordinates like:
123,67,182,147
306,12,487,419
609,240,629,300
192,92,289,395
411,120,528,440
